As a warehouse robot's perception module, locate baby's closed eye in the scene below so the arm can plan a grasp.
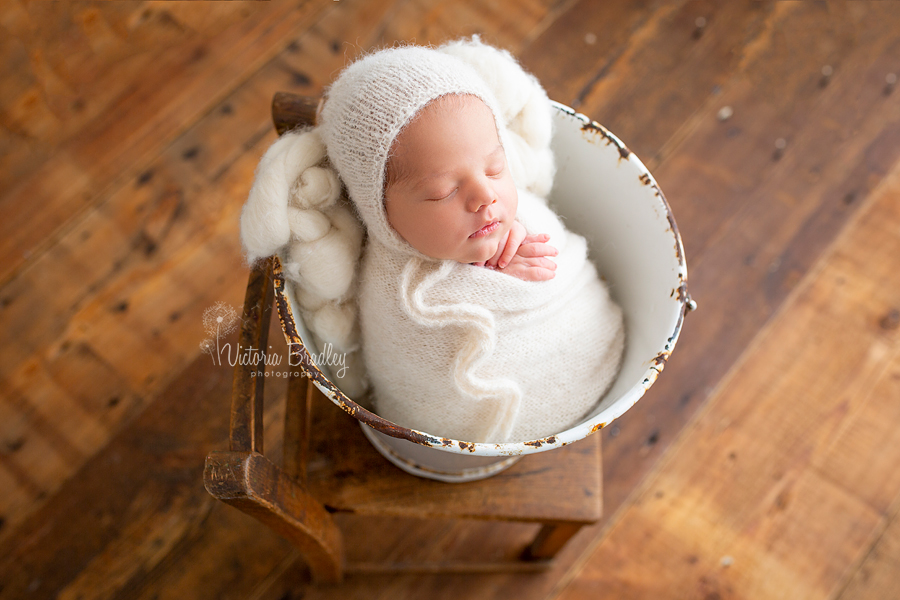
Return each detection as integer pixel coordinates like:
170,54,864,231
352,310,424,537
425,188,457,201
485,157,506,178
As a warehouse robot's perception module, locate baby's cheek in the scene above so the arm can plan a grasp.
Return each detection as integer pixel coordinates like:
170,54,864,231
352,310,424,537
503,179,518,207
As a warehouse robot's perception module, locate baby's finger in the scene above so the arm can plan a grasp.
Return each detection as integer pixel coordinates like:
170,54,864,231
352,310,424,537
529,267,557,281
485,244,504,267
496,243,518,269
516,257,557,271
531,256,558,271
516,242,558,259
497,225,526,269
521,233,550,245
507,263,556,281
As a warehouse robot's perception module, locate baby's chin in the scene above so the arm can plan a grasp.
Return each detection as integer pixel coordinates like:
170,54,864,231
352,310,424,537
464,242,501,265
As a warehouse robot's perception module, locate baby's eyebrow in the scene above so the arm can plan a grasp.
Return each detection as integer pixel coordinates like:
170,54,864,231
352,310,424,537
385,156,413,189
407,169,452,192
487,143,505,158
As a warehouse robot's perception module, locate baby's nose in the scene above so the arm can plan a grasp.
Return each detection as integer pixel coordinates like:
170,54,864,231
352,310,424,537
466,184,497,212
468,196,495,212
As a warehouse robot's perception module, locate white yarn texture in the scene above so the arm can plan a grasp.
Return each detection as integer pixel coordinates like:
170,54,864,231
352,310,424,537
358,189,624,443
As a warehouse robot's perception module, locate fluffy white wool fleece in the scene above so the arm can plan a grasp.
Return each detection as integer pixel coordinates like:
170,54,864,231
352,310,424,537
359,190,625,443
239,127,366,396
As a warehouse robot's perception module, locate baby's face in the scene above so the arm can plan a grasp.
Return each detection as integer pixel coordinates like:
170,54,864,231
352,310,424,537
384,95,518,264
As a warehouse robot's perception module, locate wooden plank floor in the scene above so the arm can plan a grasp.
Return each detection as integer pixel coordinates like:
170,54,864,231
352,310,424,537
2,1,900,598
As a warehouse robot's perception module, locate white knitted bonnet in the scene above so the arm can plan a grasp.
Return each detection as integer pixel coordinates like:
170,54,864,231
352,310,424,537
318,45,508,256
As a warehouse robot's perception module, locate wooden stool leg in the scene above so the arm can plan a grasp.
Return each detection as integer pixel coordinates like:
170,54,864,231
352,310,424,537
205,452,344,583
523,523,584,560
204,260,344,583
283,370,312,483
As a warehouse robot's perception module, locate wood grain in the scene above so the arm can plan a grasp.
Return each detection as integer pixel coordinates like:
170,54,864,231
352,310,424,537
3,0,900,598
0,325,293,599
0,0,333,284
838,491,900,600
304,388,602,524
0,0,563,542
596,0,900,522
0,3,343,537
555,153,900,600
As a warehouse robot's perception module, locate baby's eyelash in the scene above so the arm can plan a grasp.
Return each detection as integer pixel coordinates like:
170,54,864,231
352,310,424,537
486,160,506,178
426,188,456,201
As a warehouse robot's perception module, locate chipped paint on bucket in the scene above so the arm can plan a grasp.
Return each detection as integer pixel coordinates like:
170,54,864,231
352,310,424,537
274,102,692,482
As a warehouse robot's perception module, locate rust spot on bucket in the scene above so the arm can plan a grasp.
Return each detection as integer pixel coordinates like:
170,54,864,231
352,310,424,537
636,169,686,270
675,280,690,304
524,435,558,448
591,422,607,433
668,213,684,265
581,120,631,160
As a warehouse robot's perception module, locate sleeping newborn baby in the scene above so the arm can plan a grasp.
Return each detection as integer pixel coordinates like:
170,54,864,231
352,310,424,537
241,38,624,444
384,92,559,282
316,40,625,443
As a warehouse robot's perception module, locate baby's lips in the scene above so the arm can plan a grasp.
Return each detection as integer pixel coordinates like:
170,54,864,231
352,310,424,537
469,219,500,238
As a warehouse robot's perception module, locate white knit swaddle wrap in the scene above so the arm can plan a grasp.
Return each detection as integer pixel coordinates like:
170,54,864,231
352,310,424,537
358,190,624,442
315,40,625,443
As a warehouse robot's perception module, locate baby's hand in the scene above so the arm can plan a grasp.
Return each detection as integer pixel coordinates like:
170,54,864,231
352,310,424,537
484,222,558,281
488,220,528,270
495,233,558,281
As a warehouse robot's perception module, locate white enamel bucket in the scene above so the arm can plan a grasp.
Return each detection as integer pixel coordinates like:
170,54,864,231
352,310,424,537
275,102,693,482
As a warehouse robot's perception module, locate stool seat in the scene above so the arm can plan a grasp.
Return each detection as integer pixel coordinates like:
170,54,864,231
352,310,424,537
307,390,602,522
